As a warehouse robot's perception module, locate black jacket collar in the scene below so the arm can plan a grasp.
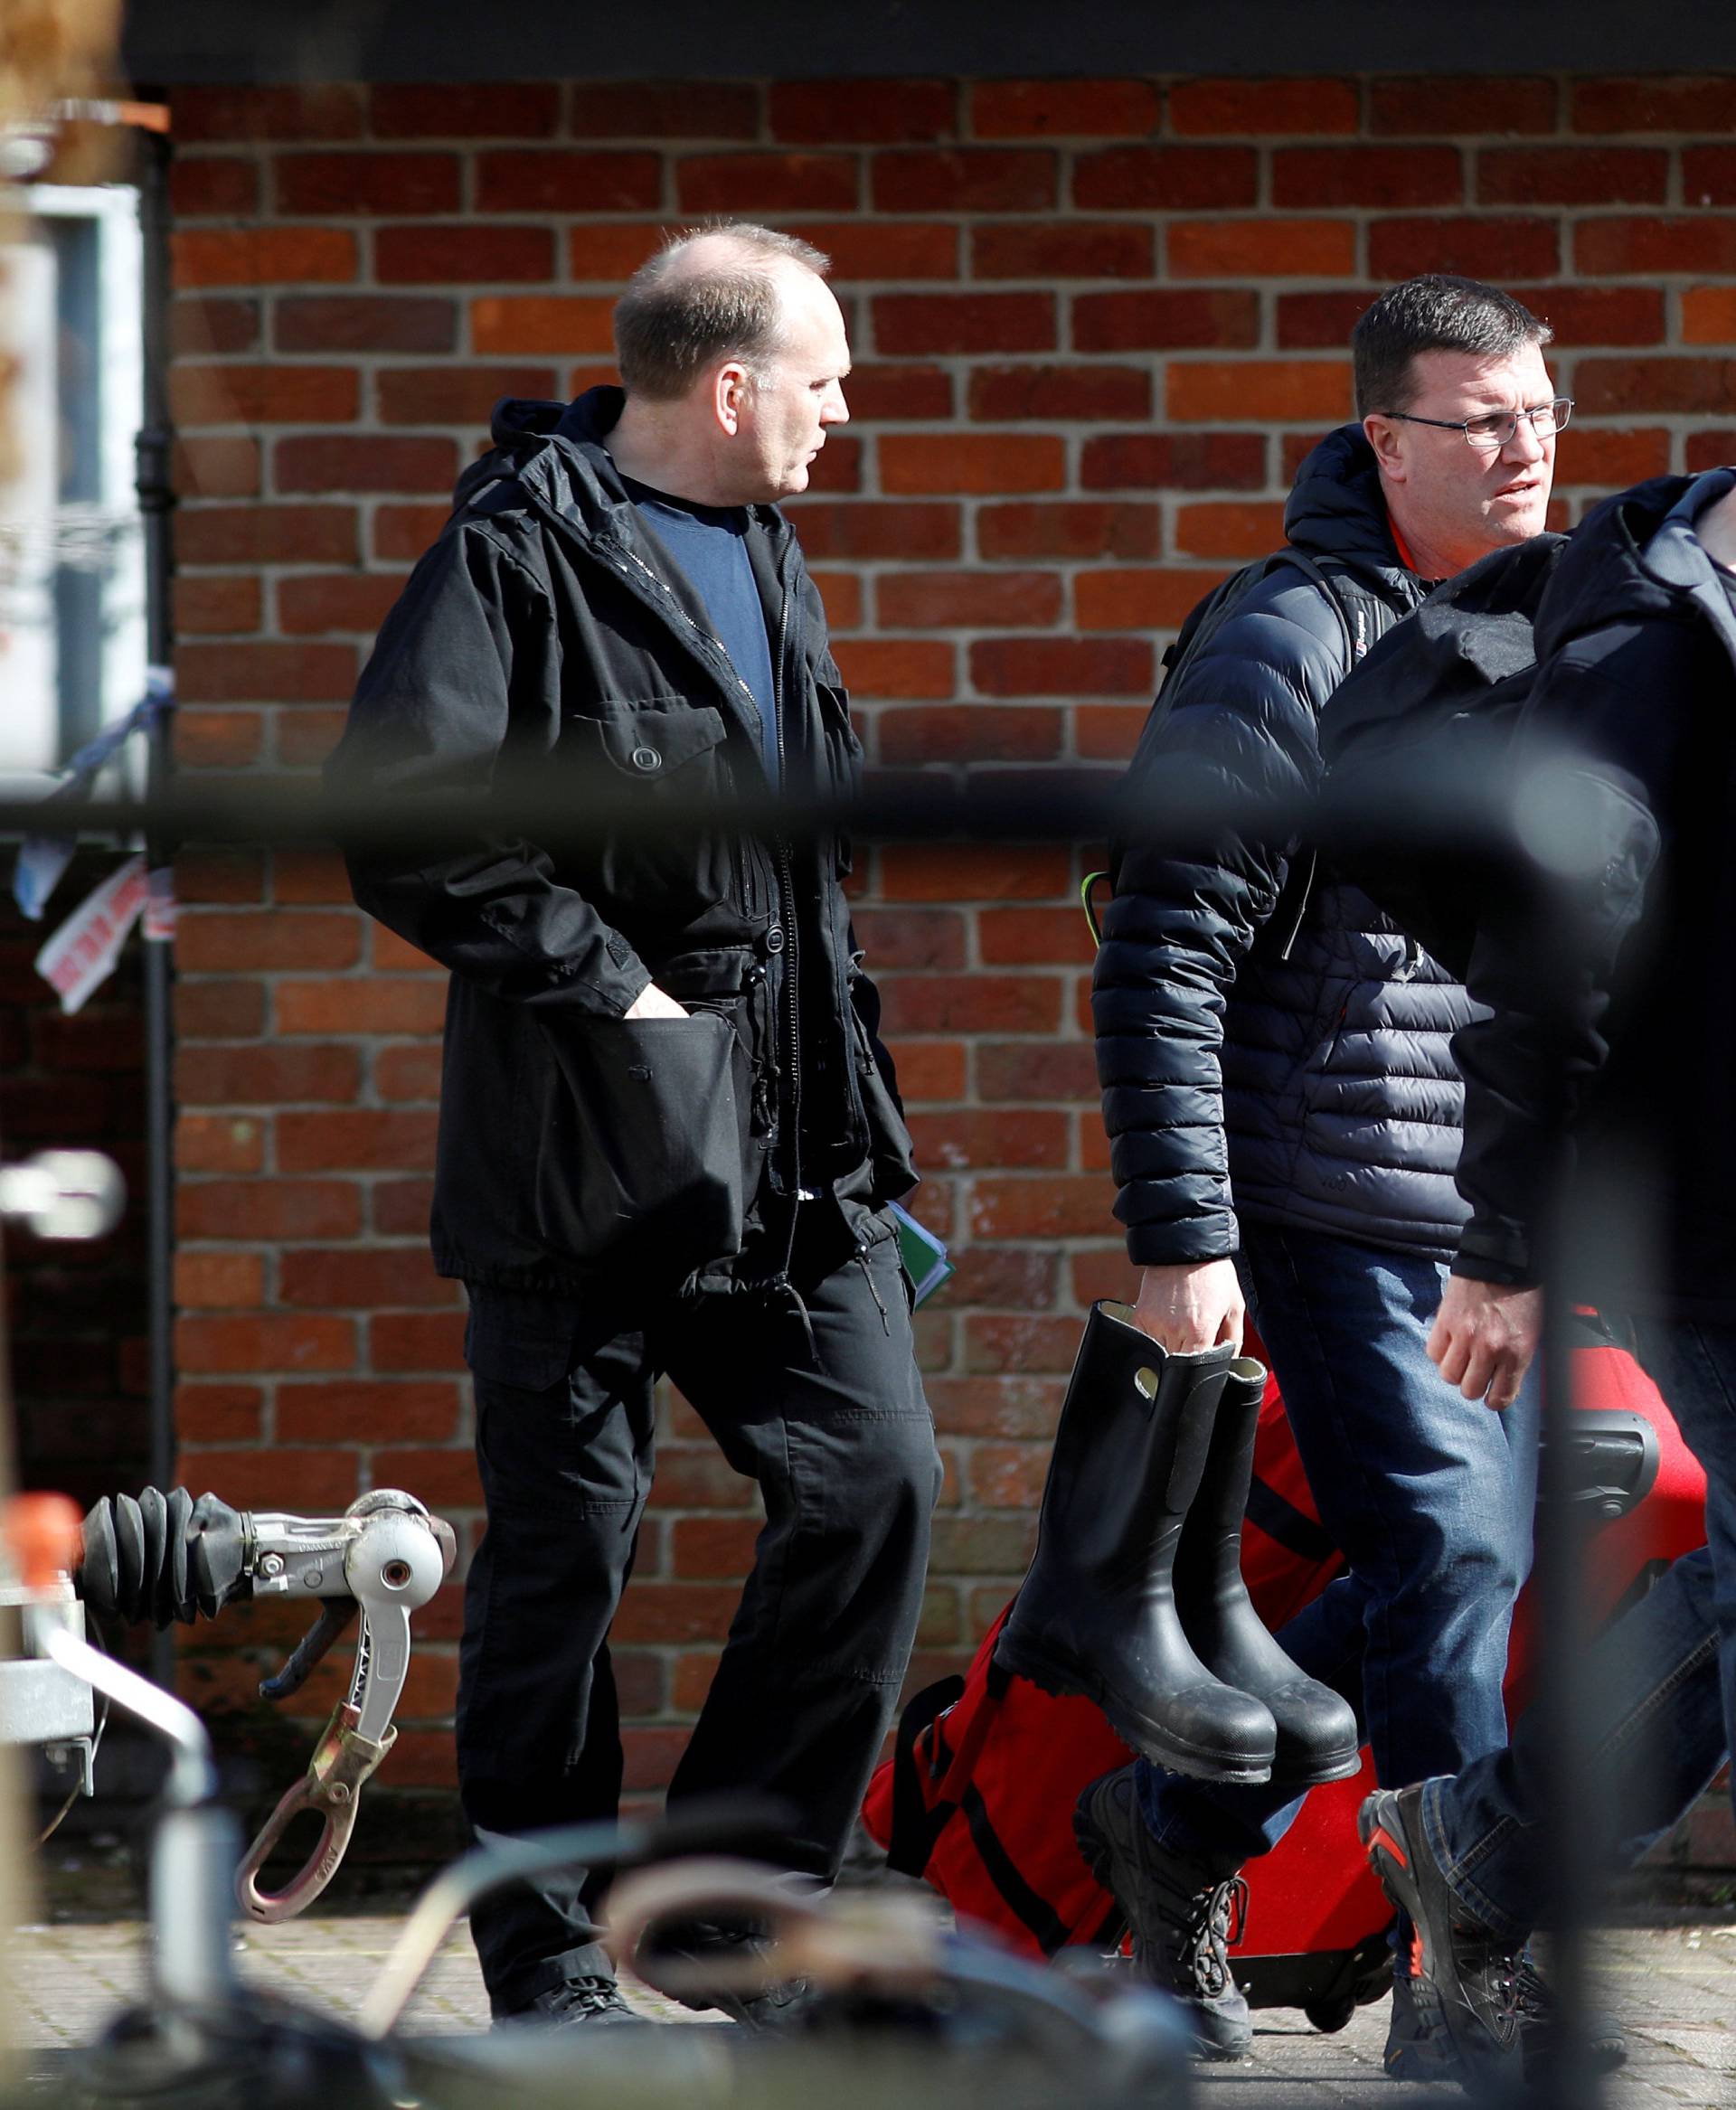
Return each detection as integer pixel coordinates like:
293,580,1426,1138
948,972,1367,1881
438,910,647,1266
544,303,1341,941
1284,423,1410,591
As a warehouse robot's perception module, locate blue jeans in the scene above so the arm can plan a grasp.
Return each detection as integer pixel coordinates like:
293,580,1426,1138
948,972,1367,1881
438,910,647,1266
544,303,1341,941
1422,1318,1734,1944
1137,1221,1539,1867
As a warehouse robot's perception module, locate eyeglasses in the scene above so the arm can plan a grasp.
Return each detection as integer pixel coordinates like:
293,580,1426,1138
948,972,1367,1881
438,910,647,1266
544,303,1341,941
1383,397,1573,450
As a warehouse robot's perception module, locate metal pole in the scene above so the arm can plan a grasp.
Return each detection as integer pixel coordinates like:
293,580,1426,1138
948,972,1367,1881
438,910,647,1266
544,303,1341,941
1508,865,1612,2110
0,1248,27,2093
133,125,177,1694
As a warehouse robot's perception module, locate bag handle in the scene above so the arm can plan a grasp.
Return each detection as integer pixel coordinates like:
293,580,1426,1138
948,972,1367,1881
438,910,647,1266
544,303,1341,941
882,1672,966,1877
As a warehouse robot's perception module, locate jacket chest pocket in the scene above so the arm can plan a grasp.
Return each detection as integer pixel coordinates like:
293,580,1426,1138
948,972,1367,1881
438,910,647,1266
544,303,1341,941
563,701,735,916
564,699,730,777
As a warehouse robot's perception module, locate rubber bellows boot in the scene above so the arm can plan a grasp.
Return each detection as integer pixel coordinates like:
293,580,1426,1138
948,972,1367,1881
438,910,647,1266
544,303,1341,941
1173,1361,1362,1785
995,1302,1277,1783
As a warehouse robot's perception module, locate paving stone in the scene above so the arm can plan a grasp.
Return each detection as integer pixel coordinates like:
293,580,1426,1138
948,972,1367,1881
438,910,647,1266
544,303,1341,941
9,1905,1736,2104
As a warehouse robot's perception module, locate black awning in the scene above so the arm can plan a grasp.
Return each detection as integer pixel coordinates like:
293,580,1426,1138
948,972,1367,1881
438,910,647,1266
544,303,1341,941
121,0,1736,88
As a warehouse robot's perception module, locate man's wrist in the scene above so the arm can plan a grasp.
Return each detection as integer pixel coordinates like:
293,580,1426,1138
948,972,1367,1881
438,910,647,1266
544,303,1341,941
1449,1251,1539,1288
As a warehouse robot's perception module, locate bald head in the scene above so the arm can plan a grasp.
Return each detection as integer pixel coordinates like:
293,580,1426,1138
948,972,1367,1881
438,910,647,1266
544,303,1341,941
613,222,832,401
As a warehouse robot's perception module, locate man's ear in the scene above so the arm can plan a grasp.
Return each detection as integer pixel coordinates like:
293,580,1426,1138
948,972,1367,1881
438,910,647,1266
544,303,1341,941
713,360,751,438
1363,412,1406,481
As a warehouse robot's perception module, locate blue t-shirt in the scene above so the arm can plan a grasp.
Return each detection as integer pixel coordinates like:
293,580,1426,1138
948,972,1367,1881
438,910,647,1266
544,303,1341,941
620,474,779,786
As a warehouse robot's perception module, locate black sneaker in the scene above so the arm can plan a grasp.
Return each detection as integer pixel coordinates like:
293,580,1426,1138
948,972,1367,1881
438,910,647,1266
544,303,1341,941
1074,1763,1252,2061
505,1973,638,2028
646,1917,816,2031
1514,1952,1628,2077
1360,1785,1520,2088
1384,1933,1628,2086
1385,1958,1499,2085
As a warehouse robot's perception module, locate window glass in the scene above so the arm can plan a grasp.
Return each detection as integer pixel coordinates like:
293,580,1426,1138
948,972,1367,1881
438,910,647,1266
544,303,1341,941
0,184,146,781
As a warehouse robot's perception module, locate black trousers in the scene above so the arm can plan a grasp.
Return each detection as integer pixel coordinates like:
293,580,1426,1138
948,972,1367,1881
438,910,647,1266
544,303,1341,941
455,1205,940,2014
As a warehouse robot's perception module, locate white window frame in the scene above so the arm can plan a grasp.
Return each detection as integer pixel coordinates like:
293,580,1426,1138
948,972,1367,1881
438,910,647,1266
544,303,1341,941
0,181,147,796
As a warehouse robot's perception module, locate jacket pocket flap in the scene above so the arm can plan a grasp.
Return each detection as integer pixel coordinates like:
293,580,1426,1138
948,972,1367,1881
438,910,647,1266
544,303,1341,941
570,704,728,777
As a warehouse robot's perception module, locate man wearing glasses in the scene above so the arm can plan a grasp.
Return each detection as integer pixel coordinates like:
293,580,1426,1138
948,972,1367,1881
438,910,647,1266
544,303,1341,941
1084,277,1592,2080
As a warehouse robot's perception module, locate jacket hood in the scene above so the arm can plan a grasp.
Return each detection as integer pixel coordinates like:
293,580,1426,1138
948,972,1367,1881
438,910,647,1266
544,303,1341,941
1534,466,1736,670
445,385,632,523
1284,423,1408,582
455,385,791,555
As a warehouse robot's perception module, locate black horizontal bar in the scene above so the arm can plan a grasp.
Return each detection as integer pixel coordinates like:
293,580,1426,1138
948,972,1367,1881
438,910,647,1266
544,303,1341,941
0,745,1599,885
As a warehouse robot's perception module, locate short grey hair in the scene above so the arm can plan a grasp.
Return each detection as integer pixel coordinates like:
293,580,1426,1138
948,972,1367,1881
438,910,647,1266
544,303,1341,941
613,222,832,401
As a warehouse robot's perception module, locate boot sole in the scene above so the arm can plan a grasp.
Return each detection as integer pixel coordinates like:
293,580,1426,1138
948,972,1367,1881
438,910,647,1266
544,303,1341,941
1266,1744,1363,1788
996,1628,1274,1784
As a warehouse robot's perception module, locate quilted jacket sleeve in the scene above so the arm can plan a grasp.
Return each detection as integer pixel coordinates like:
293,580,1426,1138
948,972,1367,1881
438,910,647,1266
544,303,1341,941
327,521,652,1018
1092,574,1351,1267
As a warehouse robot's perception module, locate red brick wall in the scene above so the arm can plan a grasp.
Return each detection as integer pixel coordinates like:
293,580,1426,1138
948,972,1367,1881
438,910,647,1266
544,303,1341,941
161,75,1736,1808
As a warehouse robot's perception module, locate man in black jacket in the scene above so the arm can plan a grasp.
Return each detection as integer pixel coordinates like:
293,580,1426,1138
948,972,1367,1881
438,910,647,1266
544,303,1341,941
1363,470,1736,2085
329,225,940,2027
1081,277,1568,2075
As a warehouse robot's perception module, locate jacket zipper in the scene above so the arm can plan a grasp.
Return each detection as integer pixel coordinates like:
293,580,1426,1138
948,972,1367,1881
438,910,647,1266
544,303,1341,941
616,533,797,1197
605,539,769,921
612,542,763,736
522,489,809,1236
1276,848,1316,961
772,585,802,1208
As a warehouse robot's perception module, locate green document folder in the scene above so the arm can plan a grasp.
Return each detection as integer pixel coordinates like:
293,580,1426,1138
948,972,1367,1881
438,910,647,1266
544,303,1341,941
889,1199,955,1307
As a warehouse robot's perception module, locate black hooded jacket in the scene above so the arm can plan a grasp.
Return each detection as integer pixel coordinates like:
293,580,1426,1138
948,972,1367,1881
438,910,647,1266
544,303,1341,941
328,387,915,1293
1093,425,1476,1269
1446,470,1736,1320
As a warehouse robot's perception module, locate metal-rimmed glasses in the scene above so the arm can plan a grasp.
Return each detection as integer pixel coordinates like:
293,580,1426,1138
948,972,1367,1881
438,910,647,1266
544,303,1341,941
1383,397,1573,449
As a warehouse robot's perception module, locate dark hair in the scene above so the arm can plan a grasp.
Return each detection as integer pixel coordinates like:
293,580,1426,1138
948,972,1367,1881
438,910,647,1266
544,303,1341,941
1352,275,1552,419
613,222,832,400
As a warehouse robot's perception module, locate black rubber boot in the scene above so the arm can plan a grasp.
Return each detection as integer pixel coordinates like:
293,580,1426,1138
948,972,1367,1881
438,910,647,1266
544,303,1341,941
995,1303,1277,1783
1173,1361,1362,1787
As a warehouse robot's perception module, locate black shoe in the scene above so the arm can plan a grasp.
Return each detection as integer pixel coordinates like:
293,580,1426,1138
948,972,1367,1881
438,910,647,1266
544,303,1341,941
646,1917,816,2031
1513,1952,1628,2077
1074,1763,1252,2061
1384,1944,1628,2086
1360,1786,1521,2087
505,1973,638,2028
1384,1963,1495,2086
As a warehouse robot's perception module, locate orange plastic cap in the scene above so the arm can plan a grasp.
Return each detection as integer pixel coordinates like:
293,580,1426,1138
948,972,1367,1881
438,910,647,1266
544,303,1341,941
4,1492,83,1588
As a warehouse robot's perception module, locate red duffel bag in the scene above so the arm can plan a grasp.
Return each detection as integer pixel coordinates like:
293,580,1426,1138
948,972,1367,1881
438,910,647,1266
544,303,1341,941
861,1322,1708,2030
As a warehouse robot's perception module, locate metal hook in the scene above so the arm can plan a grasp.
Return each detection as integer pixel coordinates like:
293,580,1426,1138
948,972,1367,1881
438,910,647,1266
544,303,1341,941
234,1700,394,1923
